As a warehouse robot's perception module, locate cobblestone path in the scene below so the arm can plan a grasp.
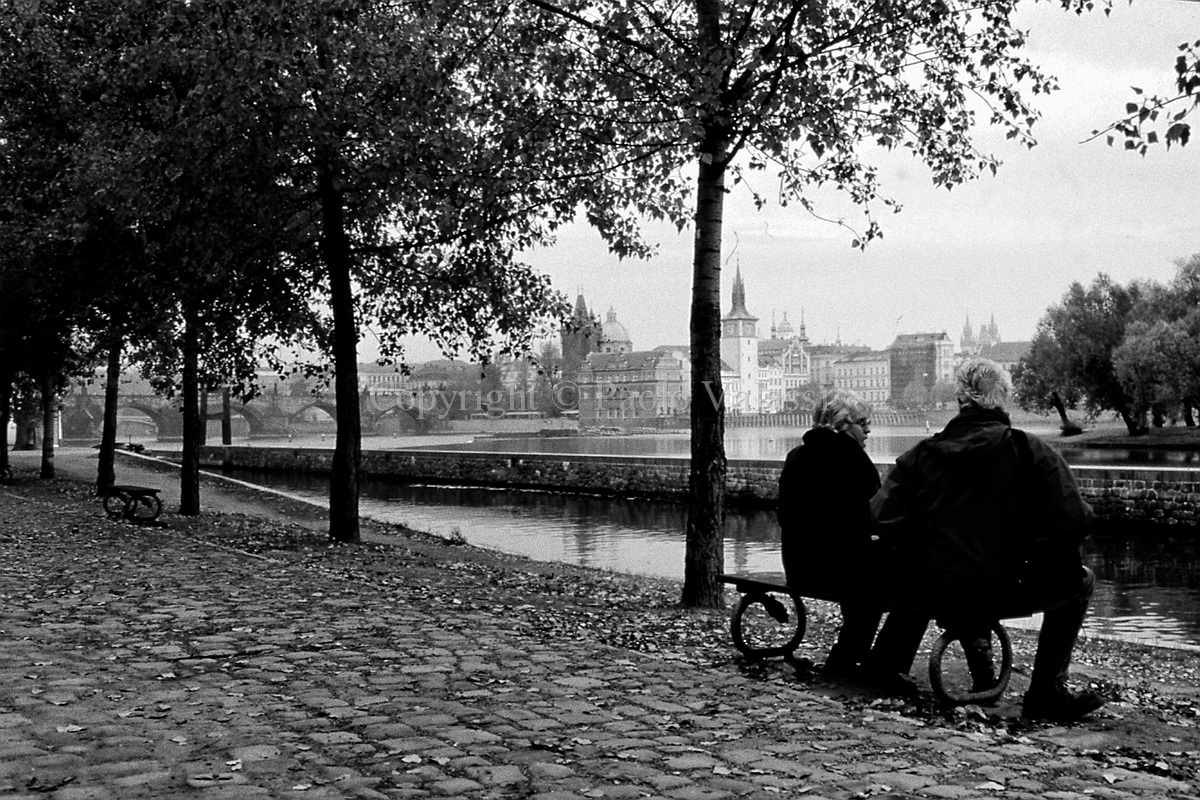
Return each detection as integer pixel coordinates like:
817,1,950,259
0,452,1196,799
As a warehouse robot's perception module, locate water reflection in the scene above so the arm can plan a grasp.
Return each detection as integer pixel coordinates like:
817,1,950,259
411,430,928,461
404,425,1200,466
225,468,1200,650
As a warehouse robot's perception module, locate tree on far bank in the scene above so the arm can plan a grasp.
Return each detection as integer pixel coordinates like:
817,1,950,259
1021,275,1145,436
1112,318,1198,427
1110,256,1200,426
1013,325,1084,432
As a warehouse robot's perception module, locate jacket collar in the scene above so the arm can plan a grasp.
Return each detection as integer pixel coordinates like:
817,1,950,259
947,404,1011,429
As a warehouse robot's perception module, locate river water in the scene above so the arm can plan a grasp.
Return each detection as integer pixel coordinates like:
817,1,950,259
212,427,1200,651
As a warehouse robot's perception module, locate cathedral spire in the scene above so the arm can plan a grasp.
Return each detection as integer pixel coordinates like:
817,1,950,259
725,263,756,320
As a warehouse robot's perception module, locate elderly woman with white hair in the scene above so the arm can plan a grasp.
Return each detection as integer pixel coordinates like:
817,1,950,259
869,357,1102,722
777,388,882,675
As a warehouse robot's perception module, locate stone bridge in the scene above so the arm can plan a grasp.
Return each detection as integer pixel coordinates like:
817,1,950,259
60,385,434,442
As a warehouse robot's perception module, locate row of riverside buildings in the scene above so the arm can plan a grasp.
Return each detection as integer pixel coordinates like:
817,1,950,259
563,268,1030,425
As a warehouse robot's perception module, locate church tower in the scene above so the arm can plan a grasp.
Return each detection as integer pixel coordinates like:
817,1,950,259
560,292,600,382
721,265,759,412
961,314,977,355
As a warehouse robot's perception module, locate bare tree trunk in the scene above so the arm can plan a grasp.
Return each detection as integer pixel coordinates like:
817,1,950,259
1120,407,1147,437
180,312,201,515
14,412,38,450
97,334,121,491
319,162,361,544
40,369,55,479
1184,401,1195,427
1050,391,1070,428
681,13,728,607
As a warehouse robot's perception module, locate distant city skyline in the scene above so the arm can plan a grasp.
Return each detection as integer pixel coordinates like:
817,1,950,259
380,0,1200,365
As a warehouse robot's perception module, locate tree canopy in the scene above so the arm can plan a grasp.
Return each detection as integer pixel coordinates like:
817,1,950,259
1014,262,1200,436
522,0,1097,606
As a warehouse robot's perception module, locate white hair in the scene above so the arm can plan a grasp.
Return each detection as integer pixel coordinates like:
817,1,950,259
956,357,1012,410
812,388,871,431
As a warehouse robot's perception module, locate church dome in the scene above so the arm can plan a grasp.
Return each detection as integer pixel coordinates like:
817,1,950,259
601,307,632,353
776,313,794,338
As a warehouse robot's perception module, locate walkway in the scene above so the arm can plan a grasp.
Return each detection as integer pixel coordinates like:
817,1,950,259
0,449,1196,799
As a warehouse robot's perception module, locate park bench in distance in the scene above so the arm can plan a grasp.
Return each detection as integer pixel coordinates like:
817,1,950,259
100,484,163,523
719,573,1045,707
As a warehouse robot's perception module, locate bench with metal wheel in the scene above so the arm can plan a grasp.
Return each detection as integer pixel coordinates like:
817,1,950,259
720,573,1024,707
101,484,163,522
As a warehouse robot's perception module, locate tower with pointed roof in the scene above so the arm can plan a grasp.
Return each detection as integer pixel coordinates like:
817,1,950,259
961,313,978,355
983,314,1000,348
721,265,759,412
560,292,601,382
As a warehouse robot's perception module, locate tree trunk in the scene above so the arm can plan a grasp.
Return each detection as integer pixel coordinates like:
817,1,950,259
14,412,38,450
222,387,233,444
179,312,202,515
97,334,121,491
1050,391,1070,428
319,162,361,543
1184,401,1195,427
1151,402,1165,428
40,369,55,479
1120,407,1147,437
681,52,729,608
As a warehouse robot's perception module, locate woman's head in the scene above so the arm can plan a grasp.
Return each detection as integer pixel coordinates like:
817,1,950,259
812,388,872,446
956,357,1012,410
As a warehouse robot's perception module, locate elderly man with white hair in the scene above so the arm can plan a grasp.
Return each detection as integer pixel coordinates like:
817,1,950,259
867,357,1103,723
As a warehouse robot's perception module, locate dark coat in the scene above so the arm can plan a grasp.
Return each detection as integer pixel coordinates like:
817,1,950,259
872,406,1092,615
777,426,881,593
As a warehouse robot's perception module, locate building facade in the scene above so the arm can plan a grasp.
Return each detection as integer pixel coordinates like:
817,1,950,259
832,350,891,405
977,341,1031,374
808,343,870,390
577,348,689,423
889,332,955,408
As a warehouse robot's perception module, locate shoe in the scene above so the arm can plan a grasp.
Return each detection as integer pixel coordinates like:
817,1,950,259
820,655,859,678
1022,686,1104,723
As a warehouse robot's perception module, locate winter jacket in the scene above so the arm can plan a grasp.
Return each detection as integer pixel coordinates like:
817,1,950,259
872,405,1092,615
777,426,882,594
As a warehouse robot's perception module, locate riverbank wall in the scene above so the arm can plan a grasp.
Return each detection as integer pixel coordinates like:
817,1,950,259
195,445,1200,526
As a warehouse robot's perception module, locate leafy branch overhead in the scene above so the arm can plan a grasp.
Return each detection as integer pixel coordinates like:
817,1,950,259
1090,40,1200,153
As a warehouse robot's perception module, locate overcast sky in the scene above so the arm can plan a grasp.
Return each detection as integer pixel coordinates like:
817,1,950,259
383,0,1200,362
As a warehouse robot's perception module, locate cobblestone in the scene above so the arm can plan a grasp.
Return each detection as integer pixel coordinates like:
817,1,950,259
0,450,1197,799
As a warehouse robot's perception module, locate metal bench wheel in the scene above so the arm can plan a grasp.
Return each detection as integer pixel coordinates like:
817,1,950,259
730,589,806,661
928,620,1013,706
102,492,128,518
127,493,163,521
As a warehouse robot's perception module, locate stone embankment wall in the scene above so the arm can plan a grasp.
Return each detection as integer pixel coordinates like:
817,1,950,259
198,446,1200,525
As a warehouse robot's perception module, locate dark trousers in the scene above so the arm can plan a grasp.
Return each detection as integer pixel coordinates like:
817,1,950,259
1029,567,1095,691
826,601,883,669
868,567,1096,689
